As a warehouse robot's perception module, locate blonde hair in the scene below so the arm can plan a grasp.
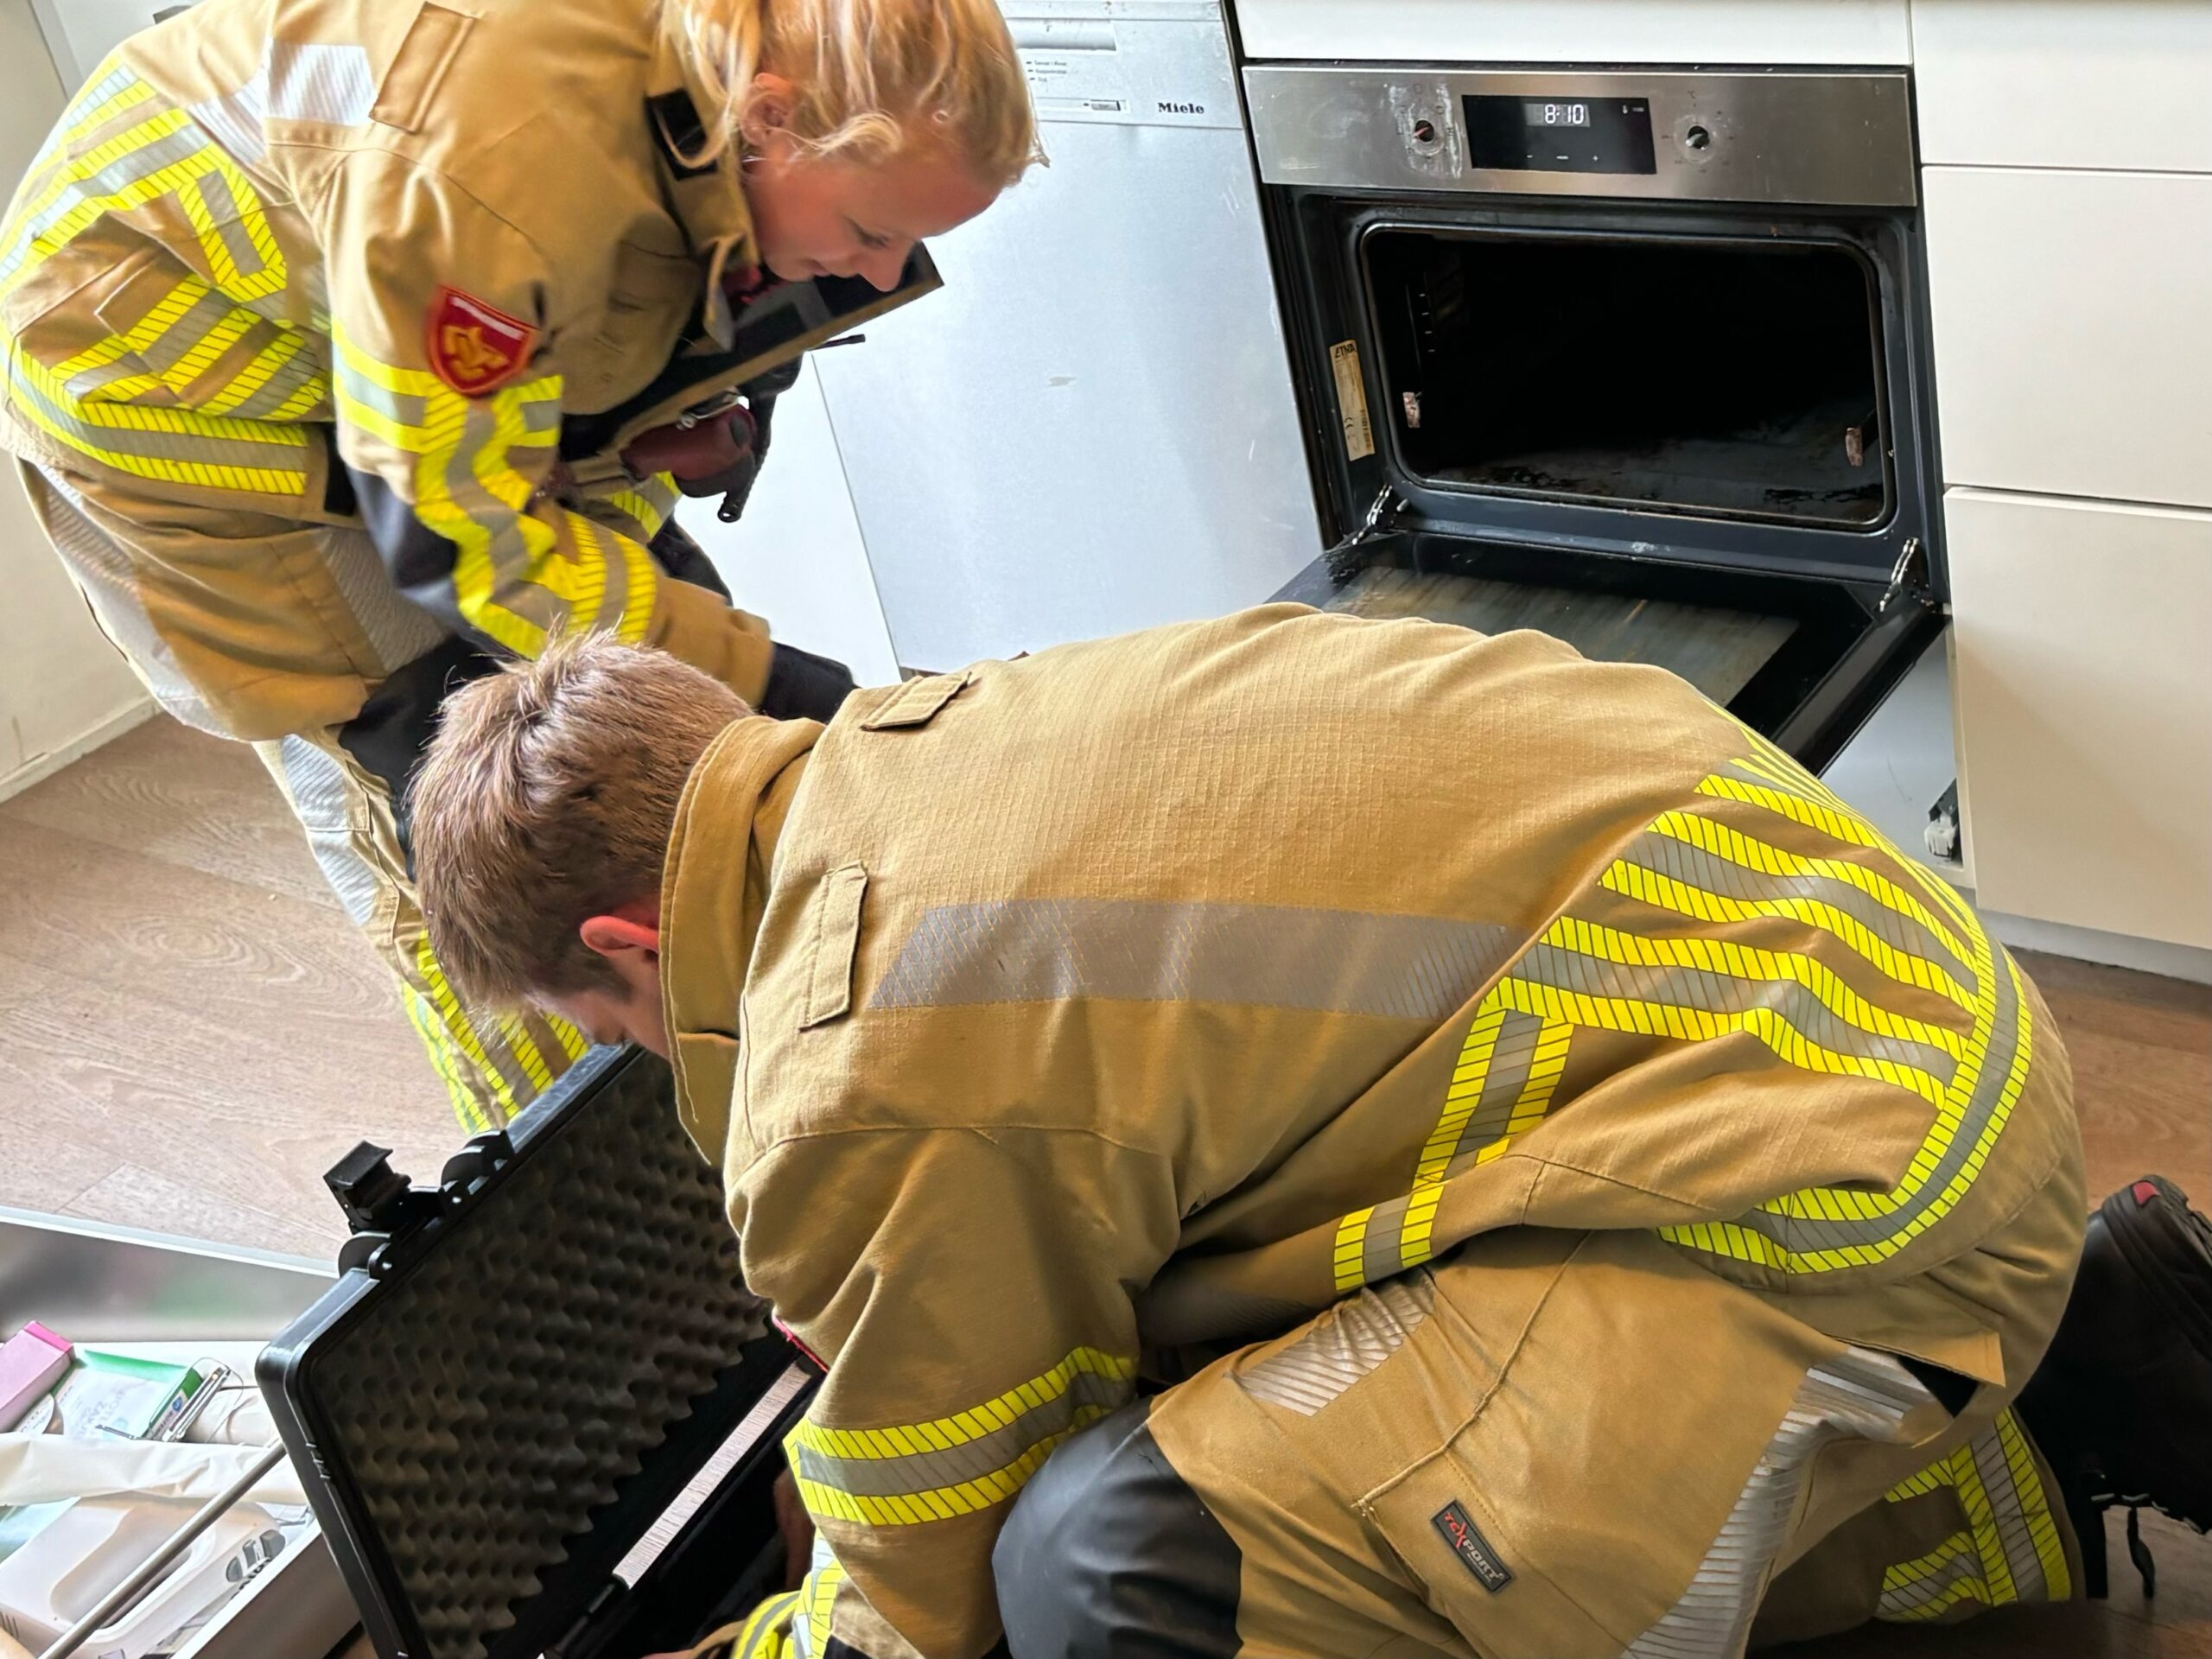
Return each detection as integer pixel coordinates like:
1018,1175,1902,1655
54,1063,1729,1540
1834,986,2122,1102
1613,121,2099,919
413,635,748,1009
662,0,1042,188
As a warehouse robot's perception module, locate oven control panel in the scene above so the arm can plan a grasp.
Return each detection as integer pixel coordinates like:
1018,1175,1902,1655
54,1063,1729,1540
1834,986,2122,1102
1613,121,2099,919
1245,67,1916,208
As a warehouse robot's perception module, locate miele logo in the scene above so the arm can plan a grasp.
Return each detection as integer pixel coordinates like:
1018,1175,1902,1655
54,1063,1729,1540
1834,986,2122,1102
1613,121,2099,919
1157,99,1206,114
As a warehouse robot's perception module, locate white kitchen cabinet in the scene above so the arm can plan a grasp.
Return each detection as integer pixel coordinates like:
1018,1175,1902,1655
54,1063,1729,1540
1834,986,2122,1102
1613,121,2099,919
1923,166,2212,512
1946,487,2212,950
1232,0,1910,65
1915,1,2212,172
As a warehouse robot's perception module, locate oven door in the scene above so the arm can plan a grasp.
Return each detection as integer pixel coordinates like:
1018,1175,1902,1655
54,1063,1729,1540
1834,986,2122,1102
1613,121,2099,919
1252,71,1945,773
1273,531,1942,776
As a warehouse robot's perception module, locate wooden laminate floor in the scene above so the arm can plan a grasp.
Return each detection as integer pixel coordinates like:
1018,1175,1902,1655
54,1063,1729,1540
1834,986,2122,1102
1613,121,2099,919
6,715,2209,1655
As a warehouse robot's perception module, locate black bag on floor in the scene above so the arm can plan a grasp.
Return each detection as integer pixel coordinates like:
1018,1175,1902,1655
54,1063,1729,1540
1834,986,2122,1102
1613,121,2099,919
257,1046,813,1659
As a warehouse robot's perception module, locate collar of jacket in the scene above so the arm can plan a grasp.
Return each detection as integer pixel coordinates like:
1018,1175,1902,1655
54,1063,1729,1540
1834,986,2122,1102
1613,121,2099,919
647,30,759,349
659,714,819,1162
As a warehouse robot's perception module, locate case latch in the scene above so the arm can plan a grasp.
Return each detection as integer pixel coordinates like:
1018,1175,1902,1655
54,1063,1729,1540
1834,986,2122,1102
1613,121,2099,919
325,1142,445,1272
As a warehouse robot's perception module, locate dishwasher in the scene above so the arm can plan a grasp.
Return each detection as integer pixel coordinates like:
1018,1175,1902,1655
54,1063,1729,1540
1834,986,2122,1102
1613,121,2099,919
810,0,1321,672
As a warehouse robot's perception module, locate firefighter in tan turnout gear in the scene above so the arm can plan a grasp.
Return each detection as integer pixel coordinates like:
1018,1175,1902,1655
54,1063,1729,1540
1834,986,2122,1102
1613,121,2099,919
410,611,2212,1659
0,0,1037,1129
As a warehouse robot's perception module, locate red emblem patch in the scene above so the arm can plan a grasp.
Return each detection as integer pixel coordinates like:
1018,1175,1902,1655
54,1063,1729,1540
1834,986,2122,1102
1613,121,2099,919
426,286,537,397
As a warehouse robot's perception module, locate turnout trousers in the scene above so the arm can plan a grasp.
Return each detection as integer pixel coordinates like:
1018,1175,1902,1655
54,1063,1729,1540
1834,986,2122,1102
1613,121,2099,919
997,1156,2087,1659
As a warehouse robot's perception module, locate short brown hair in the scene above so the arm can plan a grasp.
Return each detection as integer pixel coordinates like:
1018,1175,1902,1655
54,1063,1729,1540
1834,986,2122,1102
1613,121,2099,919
413,633,747,1008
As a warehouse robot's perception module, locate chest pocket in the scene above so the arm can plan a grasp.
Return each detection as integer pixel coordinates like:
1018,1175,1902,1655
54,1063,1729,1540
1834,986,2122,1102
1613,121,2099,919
799,864,871,1031
565,239,698,415
859,671,973,731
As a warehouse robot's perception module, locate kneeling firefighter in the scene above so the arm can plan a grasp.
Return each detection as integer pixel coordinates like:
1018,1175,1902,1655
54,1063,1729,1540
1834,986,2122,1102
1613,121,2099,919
410,614,2212,1659
0,0,1039,1129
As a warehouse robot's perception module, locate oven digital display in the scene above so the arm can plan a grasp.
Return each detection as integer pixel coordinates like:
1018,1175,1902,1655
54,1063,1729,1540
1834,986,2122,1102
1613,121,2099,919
1465,94,1657,175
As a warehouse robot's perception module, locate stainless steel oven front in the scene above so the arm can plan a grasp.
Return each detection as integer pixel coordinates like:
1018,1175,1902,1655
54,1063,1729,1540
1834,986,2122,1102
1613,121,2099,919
1247,65,1943,770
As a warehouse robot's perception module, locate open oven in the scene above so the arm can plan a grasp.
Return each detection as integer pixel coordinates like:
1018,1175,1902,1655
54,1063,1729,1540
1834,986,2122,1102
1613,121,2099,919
1246,67,1944,771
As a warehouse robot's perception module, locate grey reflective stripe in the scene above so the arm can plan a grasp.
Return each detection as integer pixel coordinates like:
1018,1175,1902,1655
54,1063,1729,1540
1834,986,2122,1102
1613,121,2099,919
333,352,428,431
24,466,214,731
1618,829,1979,997
277,735,382,927
1239,1275,1433,1416
436,398,564,636
1877,1548,1985,1619
872,899,1523,1019
189,171,279,292
521,395,563,435
7,354,308,472
226,337,326,419
1720,944,2019,1260
791,1369,1128,1501
1967,1424,2056,1604
570,512,639,632
1444,1007,1545,1166
1513,941,1961,1085
1624,1349,1935,1659
0,124,212,285
315,526,449,676
1356,1192,1414,1287
264,41,377,125
133,289,240,376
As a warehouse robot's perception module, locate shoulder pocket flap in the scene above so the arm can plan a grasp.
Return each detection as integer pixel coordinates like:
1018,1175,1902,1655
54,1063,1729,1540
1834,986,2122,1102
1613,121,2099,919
801,863,869,1030
372,3,475,134
859,671,971,732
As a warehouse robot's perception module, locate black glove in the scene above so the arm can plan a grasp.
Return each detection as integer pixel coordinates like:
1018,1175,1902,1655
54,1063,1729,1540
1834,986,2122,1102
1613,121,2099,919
758,642,857,722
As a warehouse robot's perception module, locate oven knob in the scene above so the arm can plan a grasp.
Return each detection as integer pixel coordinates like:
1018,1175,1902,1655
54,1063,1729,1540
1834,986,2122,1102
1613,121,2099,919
1683,124,1713,151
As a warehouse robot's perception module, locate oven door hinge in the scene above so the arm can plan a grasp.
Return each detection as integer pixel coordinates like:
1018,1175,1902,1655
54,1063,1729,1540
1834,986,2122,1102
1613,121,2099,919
1881,536,1932,610
1325,485,1404,582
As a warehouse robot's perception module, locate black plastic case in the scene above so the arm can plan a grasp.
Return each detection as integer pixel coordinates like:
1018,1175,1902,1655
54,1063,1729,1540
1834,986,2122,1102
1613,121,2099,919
257,1047,815,1659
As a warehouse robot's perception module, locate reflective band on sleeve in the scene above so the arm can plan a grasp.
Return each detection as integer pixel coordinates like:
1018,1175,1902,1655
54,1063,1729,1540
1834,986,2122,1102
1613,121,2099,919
787,1348,1136,1527
1877,1408,2070,1620
332,326,661,654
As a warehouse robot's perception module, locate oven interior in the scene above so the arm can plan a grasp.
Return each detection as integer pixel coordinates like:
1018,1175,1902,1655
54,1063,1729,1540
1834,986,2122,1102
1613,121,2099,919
1364,228,1892,529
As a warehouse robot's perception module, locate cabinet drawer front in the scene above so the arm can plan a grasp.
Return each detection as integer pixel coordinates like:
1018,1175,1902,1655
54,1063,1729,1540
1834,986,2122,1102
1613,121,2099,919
1947,488,2212,950
1916,1,2212,171
1926,167,2212,511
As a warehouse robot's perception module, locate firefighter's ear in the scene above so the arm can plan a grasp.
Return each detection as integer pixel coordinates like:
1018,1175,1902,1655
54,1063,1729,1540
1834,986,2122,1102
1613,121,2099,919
579,912,660,963
741,73,799,149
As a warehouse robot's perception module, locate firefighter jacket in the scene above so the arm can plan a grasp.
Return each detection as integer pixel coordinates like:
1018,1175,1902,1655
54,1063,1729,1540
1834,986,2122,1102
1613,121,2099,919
658,606,2078,1658
0,0,932,741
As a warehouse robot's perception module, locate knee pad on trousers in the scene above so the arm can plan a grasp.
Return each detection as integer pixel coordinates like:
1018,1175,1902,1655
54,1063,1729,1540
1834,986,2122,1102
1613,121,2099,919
994,1400,1241,1659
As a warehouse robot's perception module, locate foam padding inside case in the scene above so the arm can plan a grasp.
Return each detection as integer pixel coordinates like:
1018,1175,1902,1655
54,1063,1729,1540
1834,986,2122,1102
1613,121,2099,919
313,1052,765,1659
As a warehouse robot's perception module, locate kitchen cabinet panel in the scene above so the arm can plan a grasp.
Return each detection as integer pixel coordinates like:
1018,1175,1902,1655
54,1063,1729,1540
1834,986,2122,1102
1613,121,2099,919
1232,1,1909,66
1947,487,2212,950
1925,166,2212,511
1916,1,2212,172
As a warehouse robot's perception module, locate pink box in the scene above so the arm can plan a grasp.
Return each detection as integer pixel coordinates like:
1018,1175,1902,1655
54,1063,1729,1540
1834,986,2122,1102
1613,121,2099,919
0,1322,72,1429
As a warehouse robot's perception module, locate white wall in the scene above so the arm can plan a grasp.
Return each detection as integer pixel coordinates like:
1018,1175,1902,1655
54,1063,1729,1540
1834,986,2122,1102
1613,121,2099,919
0,0,152,800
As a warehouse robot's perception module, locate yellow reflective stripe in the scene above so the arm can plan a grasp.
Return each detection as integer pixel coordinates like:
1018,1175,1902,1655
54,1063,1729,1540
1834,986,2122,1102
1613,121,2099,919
615,529,658,645
63,76,162,146
1997,1406,2073,1602
1876,1408,2065,1620
197,329,307,416
264,371,328,422
1489,963,1949,1111
1670,930,2029,1274
403,980,494,1134
1479,1019,1569,1165
1696,772,1887,851
1600,853,1978,1019
1650,810,1978,972
493,1014,556,1093
6,342,310,493
1332,1205,1376,1293
787,1347,1136,1527
793,1557,844,1656
550,1014,590,1063
411,935,519,1122
728,1590,799,1659
1544,912,1968,1063
793,1349,1135,1460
